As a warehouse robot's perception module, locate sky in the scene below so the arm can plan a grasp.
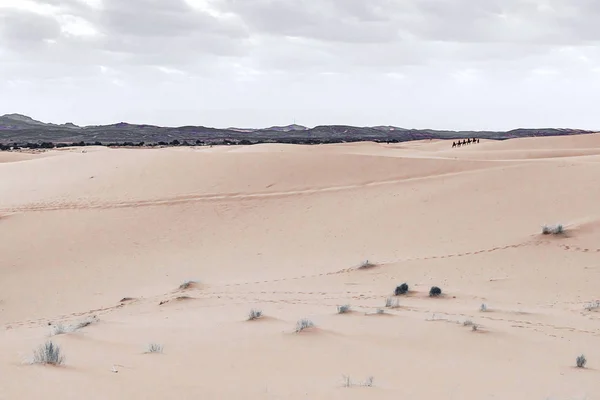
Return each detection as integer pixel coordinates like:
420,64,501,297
1,0,599,130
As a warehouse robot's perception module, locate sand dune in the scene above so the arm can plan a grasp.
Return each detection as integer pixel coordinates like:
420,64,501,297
1,135,599,399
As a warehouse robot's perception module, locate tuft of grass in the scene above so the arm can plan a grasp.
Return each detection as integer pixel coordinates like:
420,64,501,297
51,323,69,336
145,343,163,353
72,316,98,330
342,375,352,387
51,316,98,336
385,297,399,308
179,280,197,290
358,260,376,269
542,224,564,235
471,324,479,331
32,341,65,365
585,300,600,311
295,318,315,333
576,354,587,368
480,303,487,312
337,304,351,314
375,308,385,314
248,308,263,320
463,319,474,327
429,286,442,297
342,375,374,388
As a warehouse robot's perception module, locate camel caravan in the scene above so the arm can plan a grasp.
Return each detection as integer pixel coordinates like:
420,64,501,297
452,138,479,148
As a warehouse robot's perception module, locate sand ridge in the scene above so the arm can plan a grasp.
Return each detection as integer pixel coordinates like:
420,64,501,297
1,134,600,399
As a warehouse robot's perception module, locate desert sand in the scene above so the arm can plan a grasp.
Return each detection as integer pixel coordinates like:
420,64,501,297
1,134,600,399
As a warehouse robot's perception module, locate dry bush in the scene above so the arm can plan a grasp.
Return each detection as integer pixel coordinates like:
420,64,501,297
51,316,98,336
295,319,315,332
179,280,197,290
358,260,376,269
248,308,263,320
385,297,399,308
542,224,564,235
145,343,164,353
32,341,65,365
394,283,409,295
337,304,351,314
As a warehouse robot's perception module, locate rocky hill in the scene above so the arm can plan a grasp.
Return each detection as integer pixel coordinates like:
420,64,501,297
0,113,596,148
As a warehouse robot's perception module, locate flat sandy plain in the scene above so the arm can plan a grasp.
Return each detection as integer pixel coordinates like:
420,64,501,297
1,134,600,399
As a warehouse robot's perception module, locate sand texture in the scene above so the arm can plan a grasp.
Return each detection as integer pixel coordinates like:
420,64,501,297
1,135,600,399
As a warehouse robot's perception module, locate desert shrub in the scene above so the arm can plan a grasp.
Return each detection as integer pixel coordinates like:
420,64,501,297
342,375,374,388
429,286,442,297
480,303,487,312
358,260,376,269
248,308,263,320
375,308,385,314
146,343,163,353
394,283,409,295
51,316,97,336
179,280,197,290
337,304,351,314
72,316,97,330
576,354,587,368
585,301,600,311
33,341,65,365
385,297,399,308
463,319,474,326
342,375,352,387
51,323,69,336
542,224,564,235
295,319,315,332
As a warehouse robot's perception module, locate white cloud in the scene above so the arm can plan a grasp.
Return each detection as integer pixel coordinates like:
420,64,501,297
0,0,599,130
155,66,186,75
57,14,99,36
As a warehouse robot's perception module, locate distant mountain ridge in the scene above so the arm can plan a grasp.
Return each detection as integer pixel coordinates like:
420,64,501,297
0,113,596,147
0,113,81,130
225,124,308,133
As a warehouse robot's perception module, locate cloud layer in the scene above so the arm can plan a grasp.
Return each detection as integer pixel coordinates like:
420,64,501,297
1,0,599,129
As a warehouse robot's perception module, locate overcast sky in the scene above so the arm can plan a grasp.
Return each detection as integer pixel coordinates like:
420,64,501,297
1,0,599,130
